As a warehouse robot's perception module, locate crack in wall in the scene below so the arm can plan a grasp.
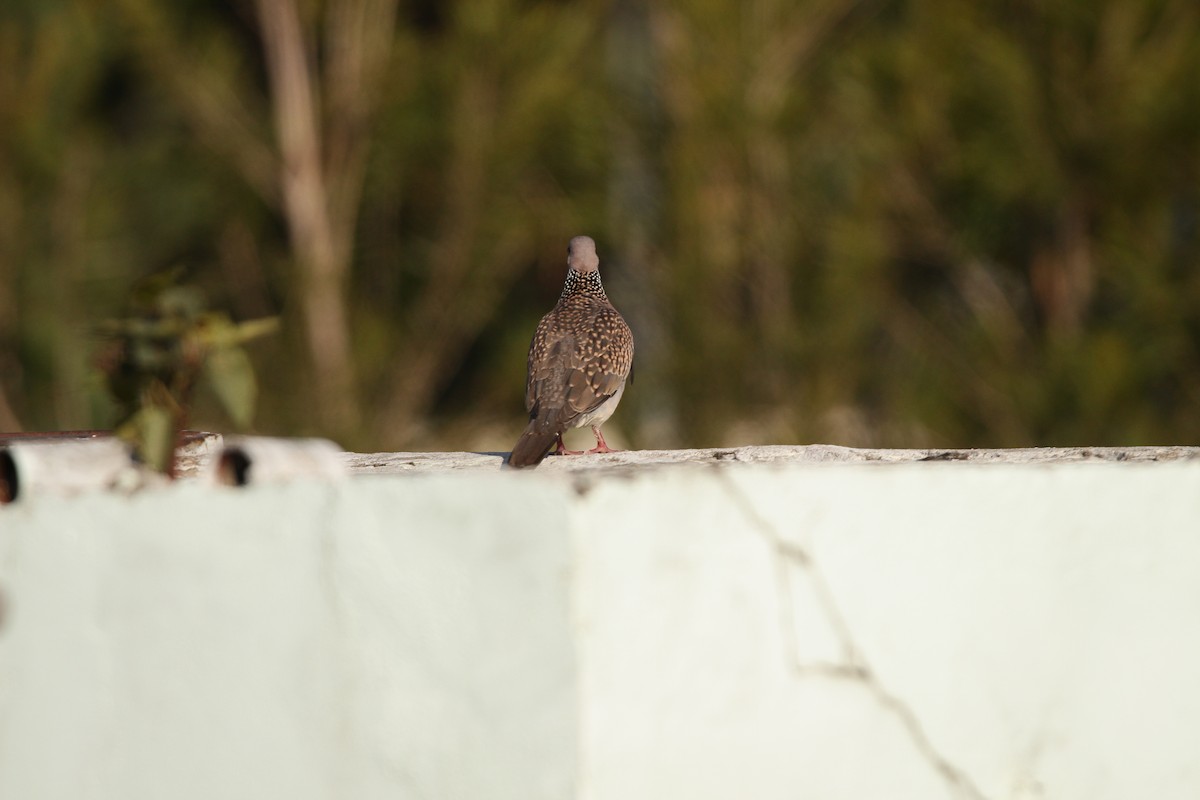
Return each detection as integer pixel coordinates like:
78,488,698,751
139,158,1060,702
715,472,991,800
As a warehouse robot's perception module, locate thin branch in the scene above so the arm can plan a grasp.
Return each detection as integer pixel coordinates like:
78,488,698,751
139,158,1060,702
323,0,401,258
256,0,357,433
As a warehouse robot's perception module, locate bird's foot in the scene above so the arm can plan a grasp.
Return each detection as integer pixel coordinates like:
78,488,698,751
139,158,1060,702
587,426,621,454
553,434,584,456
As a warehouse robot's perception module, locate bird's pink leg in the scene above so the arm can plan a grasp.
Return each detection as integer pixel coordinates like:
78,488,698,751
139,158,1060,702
586,425,622,454
553,433,584,456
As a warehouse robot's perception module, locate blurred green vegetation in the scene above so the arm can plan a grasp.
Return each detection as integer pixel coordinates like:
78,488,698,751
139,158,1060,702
1,0,1198,451
97,268,277,473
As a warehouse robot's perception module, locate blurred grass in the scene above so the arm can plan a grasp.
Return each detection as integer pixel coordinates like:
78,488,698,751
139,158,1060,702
1,0,1198,451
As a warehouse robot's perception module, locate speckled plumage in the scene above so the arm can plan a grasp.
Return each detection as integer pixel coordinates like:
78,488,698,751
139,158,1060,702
509,236,634,468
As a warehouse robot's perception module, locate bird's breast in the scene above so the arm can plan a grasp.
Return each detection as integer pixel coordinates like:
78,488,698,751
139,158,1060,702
571,382,626,429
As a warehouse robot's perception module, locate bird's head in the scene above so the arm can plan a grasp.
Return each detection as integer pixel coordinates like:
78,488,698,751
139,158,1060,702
567,235,600,273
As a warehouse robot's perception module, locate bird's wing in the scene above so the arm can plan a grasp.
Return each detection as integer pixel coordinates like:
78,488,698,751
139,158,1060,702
525,318,575,433
525,303,634,431
560,305,633,424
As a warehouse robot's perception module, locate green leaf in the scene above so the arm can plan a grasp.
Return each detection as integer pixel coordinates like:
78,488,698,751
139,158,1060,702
231,316,280,344
193,314,279,348
117,403,176,474
204,345,258,428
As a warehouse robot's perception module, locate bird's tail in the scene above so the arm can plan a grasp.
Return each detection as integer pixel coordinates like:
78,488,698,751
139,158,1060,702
508,424,557,468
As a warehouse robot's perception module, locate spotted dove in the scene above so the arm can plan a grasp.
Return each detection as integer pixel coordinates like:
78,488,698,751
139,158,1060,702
509,235,634,468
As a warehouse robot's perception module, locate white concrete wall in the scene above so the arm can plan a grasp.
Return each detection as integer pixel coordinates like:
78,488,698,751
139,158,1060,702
2,461,1199,800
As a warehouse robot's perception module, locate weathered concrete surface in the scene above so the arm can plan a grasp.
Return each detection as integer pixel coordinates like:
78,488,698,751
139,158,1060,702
0,431,223,482
2,447,1200,800
343,443,1200,475
0,477,576,800
571,462,1200,800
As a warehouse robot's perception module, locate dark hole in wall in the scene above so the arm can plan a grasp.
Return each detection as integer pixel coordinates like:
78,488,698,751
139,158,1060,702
0,450,17,503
